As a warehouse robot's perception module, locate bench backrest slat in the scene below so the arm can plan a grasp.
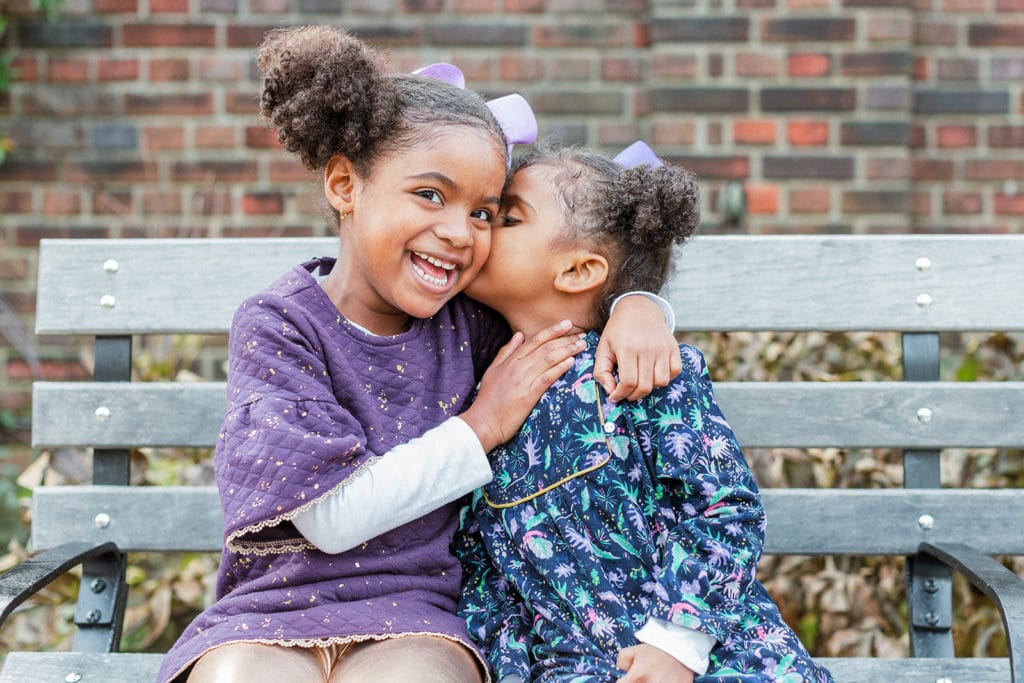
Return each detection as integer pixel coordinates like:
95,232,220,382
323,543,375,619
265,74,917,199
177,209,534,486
35,236,1024,335
32,380,1024,450
30,487,1024,556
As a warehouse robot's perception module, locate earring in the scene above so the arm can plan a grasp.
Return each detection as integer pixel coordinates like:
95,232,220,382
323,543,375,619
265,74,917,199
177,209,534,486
340,212,348,222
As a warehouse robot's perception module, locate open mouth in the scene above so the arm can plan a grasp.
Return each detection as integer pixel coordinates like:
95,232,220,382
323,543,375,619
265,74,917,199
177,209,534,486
411,251,459,290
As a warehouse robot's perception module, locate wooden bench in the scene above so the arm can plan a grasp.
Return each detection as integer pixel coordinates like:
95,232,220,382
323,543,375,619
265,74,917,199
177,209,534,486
2,235,1022,682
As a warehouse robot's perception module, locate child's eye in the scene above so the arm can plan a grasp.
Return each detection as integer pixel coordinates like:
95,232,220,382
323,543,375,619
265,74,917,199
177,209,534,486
471,208,494,222
500,214,521,227
417,189,443,204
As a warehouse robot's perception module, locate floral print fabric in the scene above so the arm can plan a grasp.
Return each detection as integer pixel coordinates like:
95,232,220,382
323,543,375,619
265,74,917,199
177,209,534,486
457,333,833,683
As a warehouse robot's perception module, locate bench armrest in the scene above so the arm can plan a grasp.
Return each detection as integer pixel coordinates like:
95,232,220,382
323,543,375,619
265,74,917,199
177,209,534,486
919,541,1024,681
0,541,119,627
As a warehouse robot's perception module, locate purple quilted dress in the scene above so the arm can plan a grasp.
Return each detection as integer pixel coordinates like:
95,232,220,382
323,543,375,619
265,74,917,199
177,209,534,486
157,258,509,682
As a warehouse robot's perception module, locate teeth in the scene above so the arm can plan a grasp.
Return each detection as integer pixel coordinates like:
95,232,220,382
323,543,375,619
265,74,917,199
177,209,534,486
412,263,449,287
415,252,456,270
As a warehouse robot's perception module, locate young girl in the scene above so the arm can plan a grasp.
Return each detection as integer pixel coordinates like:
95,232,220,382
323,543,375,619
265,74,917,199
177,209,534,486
457,142,835,683
157,27,680,683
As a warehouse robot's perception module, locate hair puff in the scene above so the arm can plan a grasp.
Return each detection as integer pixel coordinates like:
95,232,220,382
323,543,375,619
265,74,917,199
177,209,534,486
256,26,398,170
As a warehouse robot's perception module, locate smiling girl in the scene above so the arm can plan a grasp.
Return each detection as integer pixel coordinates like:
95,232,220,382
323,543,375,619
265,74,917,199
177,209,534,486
157,27,680,683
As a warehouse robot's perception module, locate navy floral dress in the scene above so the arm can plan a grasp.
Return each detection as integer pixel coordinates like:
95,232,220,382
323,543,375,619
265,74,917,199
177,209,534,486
457,334,833,683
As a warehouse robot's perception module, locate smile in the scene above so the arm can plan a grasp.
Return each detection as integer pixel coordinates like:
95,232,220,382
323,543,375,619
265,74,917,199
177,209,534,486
411,252,459,288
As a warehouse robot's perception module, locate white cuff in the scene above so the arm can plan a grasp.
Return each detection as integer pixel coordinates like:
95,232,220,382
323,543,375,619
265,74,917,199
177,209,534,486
609,291,676,330
292,417,491,554
635,618,716,676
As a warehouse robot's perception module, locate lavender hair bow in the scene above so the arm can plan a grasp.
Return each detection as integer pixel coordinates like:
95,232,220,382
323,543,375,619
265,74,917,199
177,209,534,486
614,140,664,169
413,63,538,165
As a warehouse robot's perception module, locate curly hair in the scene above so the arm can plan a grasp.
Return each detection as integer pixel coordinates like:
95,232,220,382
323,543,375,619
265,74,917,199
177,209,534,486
514,142,701,328
256,26,507,178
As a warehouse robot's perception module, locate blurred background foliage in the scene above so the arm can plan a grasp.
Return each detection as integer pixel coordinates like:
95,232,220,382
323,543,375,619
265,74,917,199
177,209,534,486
0,329,1021,662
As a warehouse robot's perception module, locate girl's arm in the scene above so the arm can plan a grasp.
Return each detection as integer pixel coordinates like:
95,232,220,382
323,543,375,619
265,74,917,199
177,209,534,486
596,292,682,403
456,503,534,683
294,321,583,554
634,345,766,643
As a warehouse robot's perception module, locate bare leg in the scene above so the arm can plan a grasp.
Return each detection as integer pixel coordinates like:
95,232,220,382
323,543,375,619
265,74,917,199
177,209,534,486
187,641,327,683
330,636,483,683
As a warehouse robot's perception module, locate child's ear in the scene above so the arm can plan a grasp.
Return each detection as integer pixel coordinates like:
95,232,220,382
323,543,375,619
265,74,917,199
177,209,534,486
554,252,609,294
324,155,357,215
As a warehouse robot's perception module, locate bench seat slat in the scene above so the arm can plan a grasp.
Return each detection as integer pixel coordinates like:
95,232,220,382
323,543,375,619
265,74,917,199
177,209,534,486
32,380,1024,449
30,487,1024,556
35,235,1024,335
0,652,1012,683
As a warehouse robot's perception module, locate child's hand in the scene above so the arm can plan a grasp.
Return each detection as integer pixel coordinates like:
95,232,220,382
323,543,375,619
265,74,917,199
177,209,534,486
596,296,682,403
462,320,583,452
616,644,695,683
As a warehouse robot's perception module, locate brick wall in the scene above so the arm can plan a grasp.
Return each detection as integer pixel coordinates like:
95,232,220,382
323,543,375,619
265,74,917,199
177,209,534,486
1,1,1022,456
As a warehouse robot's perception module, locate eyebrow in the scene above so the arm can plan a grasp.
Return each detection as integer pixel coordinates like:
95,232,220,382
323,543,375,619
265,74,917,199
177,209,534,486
406,171,500,207
502,193,537,216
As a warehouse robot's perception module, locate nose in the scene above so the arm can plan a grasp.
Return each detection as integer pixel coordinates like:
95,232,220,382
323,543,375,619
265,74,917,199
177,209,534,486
433,212,474,249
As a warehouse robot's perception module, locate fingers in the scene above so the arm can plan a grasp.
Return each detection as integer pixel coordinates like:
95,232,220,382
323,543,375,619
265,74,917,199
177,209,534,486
492,331,524,367
519,319,573,353
593,337,616,396
616,646,637,672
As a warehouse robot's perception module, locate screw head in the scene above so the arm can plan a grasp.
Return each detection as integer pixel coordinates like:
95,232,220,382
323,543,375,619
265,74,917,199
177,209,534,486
94,406,111,423
94,512,111,529
65,673,82,683
102,259,119,274
918,514,935,531
916,293,933,308
99,294,116,309
915,256,932,271
90,578,107,593
916,407,933,423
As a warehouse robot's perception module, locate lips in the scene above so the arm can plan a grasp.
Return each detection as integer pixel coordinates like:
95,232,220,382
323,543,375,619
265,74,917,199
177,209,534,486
411,251,459,290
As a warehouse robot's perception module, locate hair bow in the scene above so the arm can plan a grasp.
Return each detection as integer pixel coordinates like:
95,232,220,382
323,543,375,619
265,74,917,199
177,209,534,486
413,63,538,165
614,141,664,169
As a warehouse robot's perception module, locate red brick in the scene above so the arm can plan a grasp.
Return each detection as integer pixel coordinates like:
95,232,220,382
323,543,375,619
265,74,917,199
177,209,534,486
736,51,780,77
198,126,238,149
969,23,1024,47
650,54,699,79
597,122,641,146
48,58,89,83
943,191,983,214
143,191,183,213
602,57,644,81
123,24,216,47
199,56,243,81
243,192,285,215
243,125,279,149
500,55,542,81
867,157,911,179
733,119,776,145
452,0,497,10
269,159,315,183
995,193,1024,215
172,160,258,182
192,191,234,215
945,0,985,9
505,0,544,10
787,53,831,77
936,125,976,148
149,58,190,81
143,126,185,150
98,58,139,81
0,256,30,280
787,119,829,146
151,0,189,10
95,0,137,11
10,55,39,82
651,120,696,145
745,184,779,214
867,15,913,42
913,159,955,181
0,191,34,213
989,126,1024,147
789,187,831,213
534,24,624,48
966,160,1024,180
43,190,82,215
92,190,134,215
